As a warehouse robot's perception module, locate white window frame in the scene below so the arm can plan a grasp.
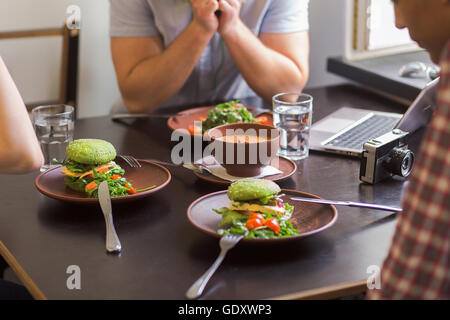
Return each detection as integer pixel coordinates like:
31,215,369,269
345,0,422,61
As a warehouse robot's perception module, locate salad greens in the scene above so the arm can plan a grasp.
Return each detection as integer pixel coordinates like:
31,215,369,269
201,100,257,133
57,159,155,198
61,159,90,173
214,204,299,240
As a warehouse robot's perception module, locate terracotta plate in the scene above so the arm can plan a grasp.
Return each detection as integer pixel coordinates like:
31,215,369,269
192,156,297,185
35,159,171,204
167,106,273,132
187,189,338,243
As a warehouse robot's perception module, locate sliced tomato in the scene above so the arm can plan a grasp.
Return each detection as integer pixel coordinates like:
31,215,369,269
248,213,265,221
110,174,122,180
85,181,98,192
246,218,263,230
125,184,137,194
264,218,280,234
188,124,195,135
189,123,203,135
256,116,269,125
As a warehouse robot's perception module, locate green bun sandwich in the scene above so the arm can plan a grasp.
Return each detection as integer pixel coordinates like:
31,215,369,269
226,178,291,219
66,139,116,165
60,139,123,194
214,178,298,239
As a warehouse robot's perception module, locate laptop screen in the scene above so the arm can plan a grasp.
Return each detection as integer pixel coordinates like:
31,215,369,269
395,77,439,133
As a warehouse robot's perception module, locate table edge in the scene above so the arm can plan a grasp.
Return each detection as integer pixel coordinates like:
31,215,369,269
268,279,367,300
0,240,47,300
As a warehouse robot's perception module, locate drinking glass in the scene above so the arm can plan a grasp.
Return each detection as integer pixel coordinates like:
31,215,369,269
32,105,75,172
272,93,313,160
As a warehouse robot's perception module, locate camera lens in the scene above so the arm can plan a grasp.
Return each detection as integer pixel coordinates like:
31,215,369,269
385,147,415,177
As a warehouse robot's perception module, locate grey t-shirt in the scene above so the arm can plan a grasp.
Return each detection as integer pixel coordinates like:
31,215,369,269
110,0,310,112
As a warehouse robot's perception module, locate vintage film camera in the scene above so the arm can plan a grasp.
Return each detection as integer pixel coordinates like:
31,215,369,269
360,129,415,184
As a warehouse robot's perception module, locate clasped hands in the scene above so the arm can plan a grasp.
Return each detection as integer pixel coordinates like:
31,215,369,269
190,0,243,36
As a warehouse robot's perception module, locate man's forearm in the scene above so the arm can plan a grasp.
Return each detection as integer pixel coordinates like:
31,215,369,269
121,22,215,113
221,20,308,102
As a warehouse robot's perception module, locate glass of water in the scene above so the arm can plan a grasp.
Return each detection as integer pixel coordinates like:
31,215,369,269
272,93,313,161
32,105,75,172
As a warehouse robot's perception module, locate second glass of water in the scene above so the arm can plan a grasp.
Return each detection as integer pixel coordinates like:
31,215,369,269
32,105,75,172
272,93,313,161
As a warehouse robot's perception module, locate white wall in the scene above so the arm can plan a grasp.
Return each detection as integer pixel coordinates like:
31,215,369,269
0,0,347,118
306,0,348,89
0,0,120,119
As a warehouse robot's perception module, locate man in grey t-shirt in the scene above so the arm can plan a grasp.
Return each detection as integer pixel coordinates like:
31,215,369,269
110,0,310,113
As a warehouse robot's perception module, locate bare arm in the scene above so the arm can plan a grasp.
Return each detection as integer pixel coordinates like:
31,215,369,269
218,0,309,103
0,57,44,173
111,0,220,113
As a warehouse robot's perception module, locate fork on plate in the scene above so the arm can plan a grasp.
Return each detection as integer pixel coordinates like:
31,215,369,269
117,155,142,168
118,154,211,173
186,234,243,299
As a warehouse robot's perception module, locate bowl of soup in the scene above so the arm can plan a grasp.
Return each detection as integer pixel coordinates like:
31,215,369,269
205,123,280,177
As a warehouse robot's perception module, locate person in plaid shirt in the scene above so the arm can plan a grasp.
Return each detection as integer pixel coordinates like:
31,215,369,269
367,0,450,299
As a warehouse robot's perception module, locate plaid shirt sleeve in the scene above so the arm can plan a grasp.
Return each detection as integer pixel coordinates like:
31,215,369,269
367,40,450,300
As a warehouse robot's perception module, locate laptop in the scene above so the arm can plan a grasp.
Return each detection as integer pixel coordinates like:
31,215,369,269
309,78,439,157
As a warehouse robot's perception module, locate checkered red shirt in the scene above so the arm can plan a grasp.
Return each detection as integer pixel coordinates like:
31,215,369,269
367,40,450,300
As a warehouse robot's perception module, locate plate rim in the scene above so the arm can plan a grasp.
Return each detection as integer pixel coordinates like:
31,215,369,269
167,105,214,131
186,189,338,243
34,159,172,204
191,156,297,185
167,105,273,132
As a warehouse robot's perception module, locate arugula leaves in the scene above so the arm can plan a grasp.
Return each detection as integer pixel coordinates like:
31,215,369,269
54,158,88,173
58,158,155,198
215,206,300,239
84,166,130,198
201,100,257,133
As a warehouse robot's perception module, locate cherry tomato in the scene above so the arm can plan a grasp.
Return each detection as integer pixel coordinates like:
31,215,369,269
85,181,98,192
264,218,280,234
246,218,263,230
248,213,265,221
256,116,269,125
125,184,137,194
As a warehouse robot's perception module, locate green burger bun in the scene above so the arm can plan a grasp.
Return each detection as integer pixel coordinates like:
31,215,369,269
66,139,116,165
227,178,281,201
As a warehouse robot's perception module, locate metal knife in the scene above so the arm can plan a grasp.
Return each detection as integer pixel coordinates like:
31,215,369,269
111,113,176,121
111,108,271,121
98,181,122,253
290,197,402,213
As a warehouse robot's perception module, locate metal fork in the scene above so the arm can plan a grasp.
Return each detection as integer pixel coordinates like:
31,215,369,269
118,155,142,168
144,159,211,173
186,234,243,299
119,155,211,173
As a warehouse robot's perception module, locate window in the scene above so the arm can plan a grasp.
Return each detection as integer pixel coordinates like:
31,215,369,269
345,0,420,60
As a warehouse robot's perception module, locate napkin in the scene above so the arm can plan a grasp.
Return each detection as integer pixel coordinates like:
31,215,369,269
191,156,282,182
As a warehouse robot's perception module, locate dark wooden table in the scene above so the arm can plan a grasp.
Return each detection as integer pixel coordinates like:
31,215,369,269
0,84,421,300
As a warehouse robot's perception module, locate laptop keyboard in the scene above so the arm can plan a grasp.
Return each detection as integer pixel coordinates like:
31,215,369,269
323,114,399,150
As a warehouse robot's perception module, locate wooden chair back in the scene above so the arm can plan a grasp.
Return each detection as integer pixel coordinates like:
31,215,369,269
0,24,79,117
